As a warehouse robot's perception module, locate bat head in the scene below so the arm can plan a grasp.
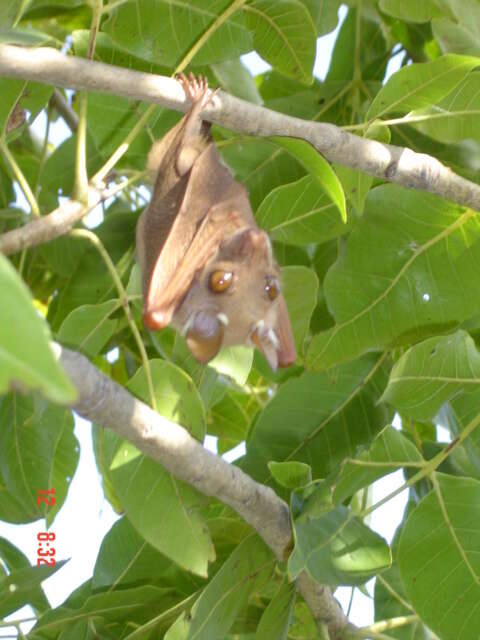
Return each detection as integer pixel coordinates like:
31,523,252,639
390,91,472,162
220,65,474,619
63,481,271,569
173,228,297,370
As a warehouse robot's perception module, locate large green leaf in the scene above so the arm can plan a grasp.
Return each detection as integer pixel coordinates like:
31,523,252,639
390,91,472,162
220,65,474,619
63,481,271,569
399,474,480,640
244,0,316,84
32,585,171,636
306,186,480,372
289,490,391,586
0,255,76,404
256,175,351,245
331,425,423,504
103,0,252,67
272,137,346,223
382,331,480,421
367,54,479,120
58,299,120,357
93,516,199,598
109,440,214,577
0,537,50,614
379,0,449,23
0,560,67,619
221,138,305,210
255,580,296,639
413,72,480,144
374,516,430,640
102,360,212,576
48,211,136,331
432,0,480,56
300,0,340,36
165,535,273,640
128,360,205,440
282,266,318,356
242,353,390,482
0,393,78,525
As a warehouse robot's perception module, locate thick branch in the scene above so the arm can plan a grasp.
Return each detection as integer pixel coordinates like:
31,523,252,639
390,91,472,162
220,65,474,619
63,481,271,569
0,184,125,255
54,344,350,638
1,44,480,211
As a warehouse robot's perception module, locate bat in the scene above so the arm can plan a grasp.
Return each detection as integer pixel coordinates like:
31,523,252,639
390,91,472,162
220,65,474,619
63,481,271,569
136,74,296,370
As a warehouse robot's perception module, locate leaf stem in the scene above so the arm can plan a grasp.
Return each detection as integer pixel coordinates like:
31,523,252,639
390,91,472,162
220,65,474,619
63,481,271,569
0,137,40,217
362,411,480,518
173,0,247,75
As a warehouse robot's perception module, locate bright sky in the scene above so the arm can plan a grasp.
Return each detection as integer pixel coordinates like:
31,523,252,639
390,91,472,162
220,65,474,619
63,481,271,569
0,5,416,636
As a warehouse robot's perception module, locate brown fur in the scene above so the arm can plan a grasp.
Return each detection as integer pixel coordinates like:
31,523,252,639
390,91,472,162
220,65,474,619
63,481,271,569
136,75,296,369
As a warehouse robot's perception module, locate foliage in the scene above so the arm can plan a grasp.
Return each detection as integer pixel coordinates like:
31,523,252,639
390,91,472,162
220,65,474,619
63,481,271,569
2,1,480,639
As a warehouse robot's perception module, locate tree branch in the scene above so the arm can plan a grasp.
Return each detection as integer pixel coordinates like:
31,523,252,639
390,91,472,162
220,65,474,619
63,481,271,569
53,343,350,638
0,182,129,255
1,43,480,211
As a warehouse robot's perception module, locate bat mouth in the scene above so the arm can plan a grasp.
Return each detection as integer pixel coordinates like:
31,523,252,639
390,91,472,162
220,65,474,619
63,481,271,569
250,321,280,371
250,316,297,370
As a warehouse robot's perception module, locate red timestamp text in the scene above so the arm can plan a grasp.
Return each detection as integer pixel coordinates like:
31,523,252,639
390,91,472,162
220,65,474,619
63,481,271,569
36,488,56,567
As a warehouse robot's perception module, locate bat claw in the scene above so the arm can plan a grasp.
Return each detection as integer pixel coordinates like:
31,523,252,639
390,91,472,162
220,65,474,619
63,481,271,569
176,72,217,109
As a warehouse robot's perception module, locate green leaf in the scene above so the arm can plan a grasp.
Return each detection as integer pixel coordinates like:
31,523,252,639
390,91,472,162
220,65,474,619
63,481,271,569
0,394,78,525
272,137,347,223
208,346,253,387
32,585,170,635
331,426,423,504
381,331,480,421
0,0,23,26
109,439,214,577
379,0,448,22
211,58,262,104
306,186,479,372
367,54,479,120
0,560,67,619
0,537,50,614
289,492,391,586
412,72,480,144
399,474,480,640
256,175,351,245
244,0,316,84
103,0,252,67
209,389,252,454
0,26,56,46
374,517,430,640
255,580,296,639
441,392,480,477
102,361,212,576
48,211,135,331
165,535,273,640
242,353,390,481
220,138,305,210
268,461,312,489
58,299,120,357
93,516,196,597
282,266,318,356
0,255,76,404
300,0,340,36
432,1,480,56
128,360,205,441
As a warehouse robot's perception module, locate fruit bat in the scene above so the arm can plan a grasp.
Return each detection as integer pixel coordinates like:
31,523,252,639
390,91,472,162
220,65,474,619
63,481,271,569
136,74,296,370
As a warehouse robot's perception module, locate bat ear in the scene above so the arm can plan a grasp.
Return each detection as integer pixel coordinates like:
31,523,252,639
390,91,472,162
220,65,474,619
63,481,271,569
186,310,224,363
276,295,297,368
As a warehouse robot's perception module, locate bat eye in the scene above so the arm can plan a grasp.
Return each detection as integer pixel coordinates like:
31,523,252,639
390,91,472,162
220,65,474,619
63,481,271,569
265,276,280,301
208,270,233,293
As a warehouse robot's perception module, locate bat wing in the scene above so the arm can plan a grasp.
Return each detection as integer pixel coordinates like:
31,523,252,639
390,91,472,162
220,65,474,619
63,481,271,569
141,143,254,330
